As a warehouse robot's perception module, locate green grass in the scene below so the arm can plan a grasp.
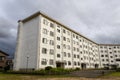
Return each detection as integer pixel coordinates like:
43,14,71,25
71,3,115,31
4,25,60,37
0,72,73,80
105,72,120,77
0,73,23,80
0,72,120,80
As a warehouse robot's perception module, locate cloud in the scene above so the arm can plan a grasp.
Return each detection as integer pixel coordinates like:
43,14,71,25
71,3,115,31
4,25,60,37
0,0,120,57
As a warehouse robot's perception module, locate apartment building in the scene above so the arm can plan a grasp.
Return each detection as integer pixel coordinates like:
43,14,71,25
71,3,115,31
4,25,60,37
14,11,120,70
99,44,120,69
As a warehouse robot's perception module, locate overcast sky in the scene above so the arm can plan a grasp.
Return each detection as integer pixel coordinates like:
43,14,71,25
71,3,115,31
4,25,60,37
0,0,120,57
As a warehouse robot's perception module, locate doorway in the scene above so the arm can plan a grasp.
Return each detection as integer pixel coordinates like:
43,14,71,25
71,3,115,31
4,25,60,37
81,63,86,69
56,62,64,68
95,64,99,69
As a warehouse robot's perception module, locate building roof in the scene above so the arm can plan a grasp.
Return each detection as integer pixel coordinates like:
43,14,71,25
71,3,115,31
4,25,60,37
0,50,9,56
18,11,120,46
99,44,120,46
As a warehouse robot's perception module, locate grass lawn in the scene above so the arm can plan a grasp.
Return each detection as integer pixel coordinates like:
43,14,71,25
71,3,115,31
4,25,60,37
0,72,76,80
0,72,120,80
104,72,120,77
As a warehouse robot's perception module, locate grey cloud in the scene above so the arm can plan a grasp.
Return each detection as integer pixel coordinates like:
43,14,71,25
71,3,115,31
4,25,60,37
0,0,120,57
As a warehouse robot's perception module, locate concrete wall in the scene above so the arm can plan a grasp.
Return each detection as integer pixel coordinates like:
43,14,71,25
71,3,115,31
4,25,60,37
14,16,40,70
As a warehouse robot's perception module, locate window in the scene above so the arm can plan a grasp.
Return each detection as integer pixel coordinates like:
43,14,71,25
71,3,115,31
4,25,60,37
68,53,71,57
57,54,60,58
57,29,60,33
100,46,103,48
102,59,104,61
42,38,47,44
114,51,117,53
74,62,77,66
76,36,78,39
105,50,107,53
101,50,103,53
115,55,117,57
67,45,70,50
49,59,54,65
57,45,60,49
67,31,70,35
77,48,79,52
42,48,47,54
104,46,107,49
68,61,71,65
105,55,108,57
50,40,54,45
43,28,48,34
78,62,80,66
73,41,75,44
63,37,66,41
43,19,48,25
117,46,119,49
74,54,76,58
109,48,111,49
57,25,60,28
101,55,104,57
64,61,67,65
77,55,79,58
67,38,70,42
64,52,66,57
80,51,82,54
50,49,54,55
63,44,66,49
57,37,60,41
41,59,47,65
0,56,4,61
73,47,76,51
50,31,54,36
50,23,54,28
63,29,66,33
73,34,75,38
77,42,79,45
106,59,109,61
114,46,116,49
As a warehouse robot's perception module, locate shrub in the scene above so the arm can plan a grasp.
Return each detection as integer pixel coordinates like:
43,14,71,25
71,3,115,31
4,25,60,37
116,68,120,72
75,67,80,71
45,66,52,71
4,65,10,72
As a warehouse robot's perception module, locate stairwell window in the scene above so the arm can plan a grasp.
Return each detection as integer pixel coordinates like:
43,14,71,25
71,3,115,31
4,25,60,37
49,59,54,65
50,40,54,45
63,29,66,33
43,28,48,34
42,38,47,44
57,29,60,33
42,48,47,54
57,37,60,41
50,31,54,36
57,54,60,58
41,59,47,65
50,49,54,55
50,23,54,28
43,19,49,25
57,45,60,49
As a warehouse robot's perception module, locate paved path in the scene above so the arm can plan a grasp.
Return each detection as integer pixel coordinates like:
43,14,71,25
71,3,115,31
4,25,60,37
68,70,115,78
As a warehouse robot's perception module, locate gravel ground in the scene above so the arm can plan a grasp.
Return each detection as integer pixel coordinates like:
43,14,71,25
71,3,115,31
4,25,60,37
36,77,120,80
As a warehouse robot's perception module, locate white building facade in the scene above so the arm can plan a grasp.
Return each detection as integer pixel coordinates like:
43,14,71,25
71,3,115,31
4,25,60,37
14,12,120,70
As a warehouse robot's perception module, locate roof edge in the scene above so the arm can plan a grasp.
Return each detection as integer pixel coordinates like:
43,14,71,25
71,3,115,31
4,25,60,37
18,11,120,46
0,50,9,56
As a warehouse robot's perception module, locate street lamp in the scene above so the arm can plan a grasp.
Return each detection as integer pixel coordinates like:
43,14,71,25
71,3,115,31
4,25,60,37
26,55,29,71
